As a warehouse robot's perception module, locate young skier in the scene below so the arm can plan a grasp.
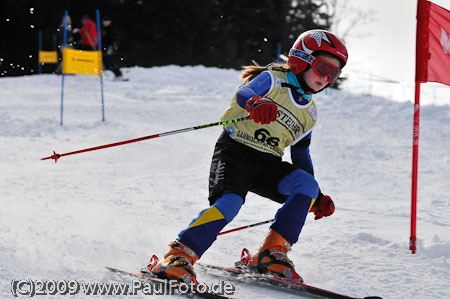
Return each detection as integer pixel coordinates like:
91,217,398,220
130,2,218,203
149,29,348,284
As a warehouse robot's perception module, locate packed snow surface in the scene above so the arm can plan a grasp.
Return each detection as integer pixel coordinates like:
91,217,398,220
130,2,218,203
1,66,450,298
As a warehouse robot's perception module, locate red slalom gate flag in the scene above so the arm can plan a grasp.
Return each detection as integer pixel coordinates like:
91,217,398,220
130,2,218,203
416,0,450,85
411,0,450,255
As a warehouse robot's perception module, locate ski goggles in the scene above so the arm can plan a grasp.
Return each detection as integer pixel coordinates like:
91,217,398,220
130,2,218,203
289,49,342,83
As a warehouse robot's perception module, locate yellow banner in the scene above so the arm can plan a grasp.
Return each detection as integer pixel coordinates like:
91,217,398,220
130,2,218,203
39,51,58,64
62,48,102,76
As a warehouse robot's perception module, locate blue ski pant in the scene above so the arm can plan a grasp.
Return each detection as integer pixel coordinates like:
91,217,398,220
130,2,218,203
177,169,318,257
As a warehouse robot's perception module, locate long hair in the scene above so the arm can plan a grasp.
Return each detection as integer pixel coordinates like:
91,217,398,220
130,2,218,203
240,63,291,83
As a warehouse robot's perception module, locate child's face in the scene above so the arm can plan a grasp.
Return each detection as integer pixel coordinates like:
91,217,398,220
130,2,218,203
303,55,341,92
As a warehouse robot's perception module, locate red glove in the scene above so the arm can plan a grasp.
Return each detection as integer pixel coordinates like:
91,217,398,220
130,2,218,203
310,191,335,220
245,96,278,124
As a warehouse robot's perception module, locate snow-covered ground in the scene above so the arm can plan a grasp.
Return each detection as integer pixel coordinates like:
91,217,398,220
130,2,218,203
1,66,450,299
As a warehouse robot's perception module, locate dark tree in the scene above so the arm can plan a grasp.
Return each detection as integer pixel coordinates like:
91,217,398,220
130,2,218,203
0,0,334,76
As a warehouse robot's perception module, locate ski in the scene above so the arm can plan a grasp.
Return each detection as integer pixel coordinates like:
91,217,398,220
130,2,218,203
197,263,382,299
105,266,232,299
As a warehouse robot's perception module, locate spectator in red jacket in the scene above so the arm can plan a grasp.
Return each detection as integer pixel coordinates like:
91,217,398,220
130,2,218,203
76,14,98,50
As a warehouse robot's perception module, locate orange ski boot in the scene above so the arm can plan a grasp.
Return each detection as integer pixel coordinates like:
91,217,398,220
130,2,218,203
247,229,303,282
150,241,199,284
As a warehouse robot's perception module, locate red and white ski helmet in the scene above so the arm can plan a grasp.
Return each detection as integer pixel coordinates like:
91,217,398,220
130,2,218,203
288,29,348,74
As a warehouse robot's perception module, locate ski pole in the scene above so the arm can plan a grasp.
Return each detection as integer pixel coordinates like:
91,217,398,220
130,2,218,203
41,116,250,163
218,219,274,236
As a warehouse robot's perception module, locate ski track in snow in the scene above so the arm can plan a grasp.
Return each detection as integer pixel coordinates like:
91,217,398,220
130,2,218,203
1,65,450,299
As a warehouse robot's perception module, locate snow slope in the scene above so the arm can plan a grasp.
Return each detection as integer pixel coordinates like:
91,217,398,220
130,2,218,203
1,66,450,298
